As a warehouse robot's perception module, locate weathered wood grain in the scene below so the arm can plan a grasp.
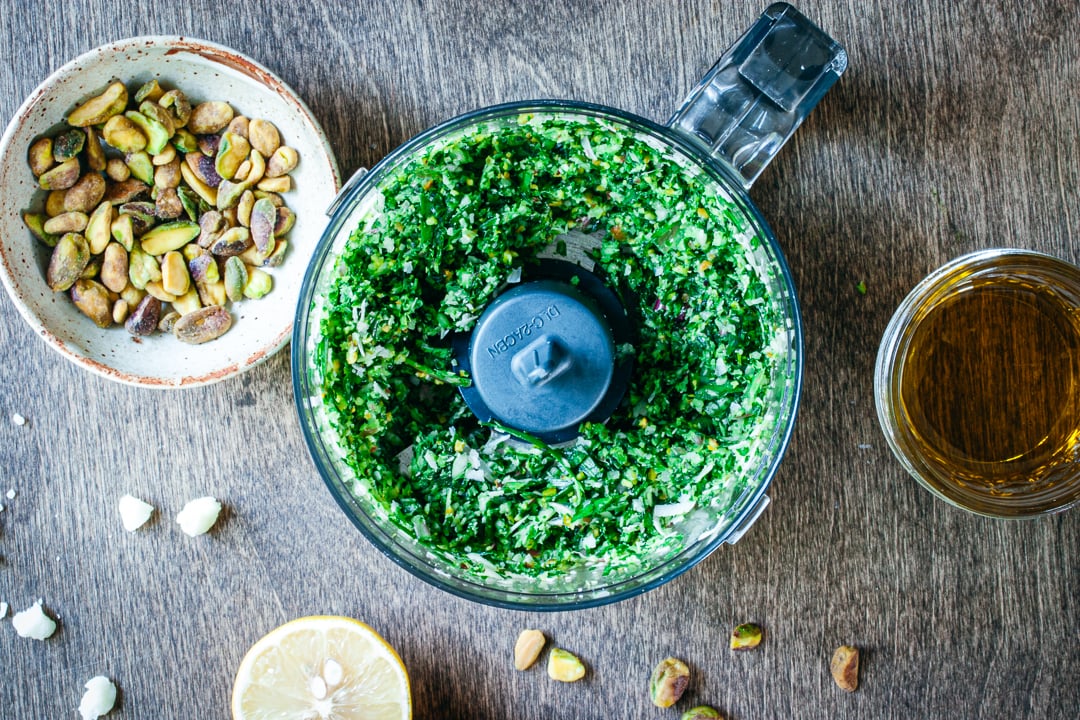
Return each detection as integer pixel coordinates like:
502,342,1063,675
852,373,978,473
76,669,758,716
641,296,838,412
0,1,1077,718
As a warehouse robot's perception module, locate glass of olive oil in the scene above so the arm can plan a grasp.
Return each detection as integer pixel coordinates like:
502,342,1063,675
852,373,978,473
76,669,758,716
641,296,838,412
875,249,1080,517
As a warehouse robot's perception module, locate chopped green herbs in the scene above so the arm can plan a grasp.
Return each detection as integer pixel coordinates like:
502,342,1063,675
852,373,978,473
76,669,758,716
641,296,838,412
311,113,785,580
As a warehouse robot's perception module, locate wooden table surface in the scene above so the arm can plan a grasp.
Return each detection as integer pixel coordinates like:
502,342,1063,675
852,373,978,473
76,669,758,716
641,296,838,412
1,1,1078,718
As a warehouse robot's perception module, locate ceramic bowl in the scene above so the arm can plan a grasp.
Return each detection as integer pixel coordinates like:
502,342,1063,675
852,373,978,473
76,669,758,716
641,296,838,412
0,36,340,387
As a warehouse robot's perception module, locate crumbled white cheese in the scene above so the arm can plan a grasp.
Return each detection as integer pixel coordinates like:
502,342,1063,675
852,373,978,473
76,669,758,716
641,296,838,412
12,600,57,640
0,601,8,618
118,494,154,532
78,676,117,720
5,488,15,500
11,413,26,426
176,496,222,537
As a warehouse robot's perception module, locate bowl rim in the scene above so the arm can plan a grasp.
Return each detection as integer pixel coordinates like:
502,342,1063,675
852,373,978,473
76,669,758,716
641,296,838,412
0,35,341,388
292,99,803,609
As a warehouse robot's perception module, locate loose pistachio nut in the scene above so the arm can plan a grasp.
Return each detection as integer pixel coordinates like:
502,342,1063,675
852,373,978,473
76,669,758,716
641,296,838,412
43,211,88,235
265,146,298,177
513,629,546,671
223,256,248,303
22,212,58,247
38,158,81,190
83,126,107,172
649,657,690,708
102,114,148,153
187,101,234,135
125,295,161,336
66,81,128,127
85,201,114,255
100,242,129,294
27,137,53,177
730,623,763,651
46,232,90,292
248,118,280,157
830,645,859,692
173,305,232,344
51,129,85,162
547,648,585,682
62,173,107,213
681,707,721,720
70,279,112,328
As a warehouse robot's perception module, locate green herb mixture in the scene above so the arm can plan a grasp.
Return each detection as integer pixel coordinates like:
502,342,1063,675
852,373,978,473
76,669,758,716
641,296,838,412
311,113,786,580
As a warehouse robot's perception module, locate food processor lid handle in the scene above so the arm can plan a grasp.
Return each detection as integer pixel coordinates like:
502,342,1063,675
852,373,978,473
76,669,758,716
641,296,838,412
668,2,847,189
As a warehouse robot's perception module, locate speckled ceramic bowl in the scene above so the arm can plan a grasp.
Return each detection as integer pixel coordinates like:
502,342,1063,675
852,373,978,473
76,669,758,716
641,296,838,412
0,37,339,387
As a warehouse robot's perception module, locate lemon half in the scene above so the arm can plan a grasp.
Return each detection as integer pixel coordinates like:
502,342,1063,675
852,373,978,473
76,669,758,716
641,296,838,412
231,615,411,720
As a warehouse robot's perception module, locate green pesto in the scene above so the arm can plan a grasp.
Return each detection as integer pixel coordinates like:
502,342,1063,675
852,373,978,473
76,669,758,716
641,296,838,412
312,113,783,579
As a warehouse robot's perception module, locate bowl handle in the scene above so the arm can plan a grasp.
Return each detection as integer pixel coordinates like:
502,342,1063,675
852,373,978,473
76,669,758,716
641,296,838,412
326,167,369,217
723,494,771,545
667,3,847,189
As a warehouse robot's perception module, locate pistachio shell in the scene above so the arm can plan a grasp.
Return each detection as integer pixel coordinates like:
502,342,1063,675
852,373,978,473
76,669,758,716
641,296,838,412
46,232,90,292
66,81,128,127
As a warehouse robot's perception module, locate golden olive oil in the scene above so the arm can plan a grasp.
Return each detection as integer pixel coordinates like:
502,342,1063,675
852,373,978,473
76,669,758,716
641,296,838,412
899,278,1080,490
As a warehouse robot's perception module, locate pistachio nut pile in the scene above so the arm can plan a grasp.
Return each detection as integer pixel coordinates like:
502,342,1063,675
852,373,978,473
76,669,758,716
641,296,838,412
23,79,300,344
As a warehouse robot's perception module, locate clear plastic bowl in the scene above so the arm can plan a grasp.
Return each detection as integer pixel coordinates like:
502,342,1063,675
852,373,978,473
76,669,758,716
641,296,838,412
292,102,802,609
